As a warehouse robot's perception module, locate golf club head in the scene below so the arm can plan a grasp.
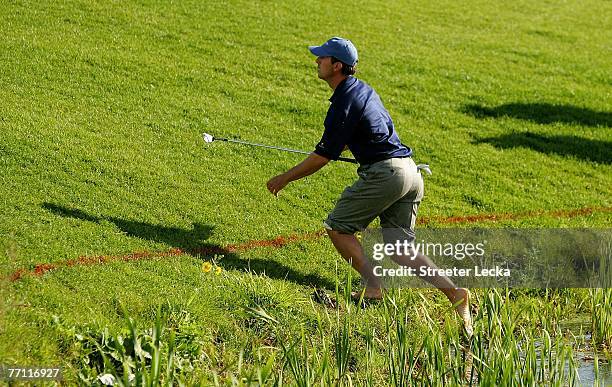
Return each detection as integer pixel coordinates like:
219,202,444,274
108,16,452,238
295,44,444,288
202,133,214,143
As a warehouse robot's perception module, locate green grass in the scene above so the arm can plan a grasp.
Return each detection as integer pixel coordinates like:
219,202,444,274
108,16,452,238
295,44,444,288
1,0,611,384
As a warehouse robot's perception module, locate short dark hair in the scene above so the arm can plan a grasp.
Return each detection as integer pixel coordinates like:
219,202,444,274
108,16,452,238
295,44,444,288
331,57,356,76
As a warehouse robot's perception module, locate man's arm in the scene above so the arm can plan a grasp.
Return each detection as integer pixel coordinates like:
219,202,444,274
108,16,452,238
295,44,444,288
266,153,330,196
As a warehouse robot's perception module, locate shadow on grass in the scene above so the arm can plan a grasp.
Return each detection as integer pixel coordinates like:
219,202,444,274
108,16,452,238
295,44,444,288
42,203,335,290
463,102,612,127
472,132,612,164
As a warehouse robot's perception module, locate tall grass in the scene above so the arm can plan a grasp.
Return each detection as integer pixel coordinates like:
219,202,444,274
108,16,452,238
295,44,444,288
376,289,581,386
590,288,612,351
52,303,212,385
62,281,610,385
590,240,611,353
242,279,588,385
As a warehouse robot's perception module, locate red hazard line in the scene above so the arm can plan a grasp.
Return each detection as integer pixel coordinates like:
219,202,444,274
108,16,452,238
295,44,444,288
8,231,325,282
417,206,611,225
7,206,609,282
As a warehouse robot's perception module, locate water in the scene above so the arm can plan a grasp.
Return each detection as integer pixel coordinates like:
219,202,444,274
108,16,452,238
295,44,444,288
556,318,611,386
458,318,612,385
574,355,611,386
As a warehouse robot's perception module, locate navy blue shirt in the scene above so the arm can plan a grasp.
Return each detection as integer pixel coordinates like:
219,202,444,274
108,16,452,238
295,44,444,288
314,76,412,165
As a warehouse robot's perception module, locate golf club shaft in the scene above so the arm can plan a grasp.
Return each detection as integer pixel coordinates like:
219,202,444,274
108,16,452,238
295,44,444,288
216,137,358,164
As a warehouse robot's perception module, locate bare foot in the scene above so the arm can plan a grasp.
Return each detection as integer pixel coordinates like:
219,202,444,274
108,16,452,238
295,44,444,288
351,287,383,300
451,288,473,337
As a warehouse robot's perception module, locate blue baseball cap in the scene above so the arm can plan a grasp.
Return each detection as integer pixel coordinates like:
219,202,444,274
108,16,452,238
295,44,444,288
308,37,358,66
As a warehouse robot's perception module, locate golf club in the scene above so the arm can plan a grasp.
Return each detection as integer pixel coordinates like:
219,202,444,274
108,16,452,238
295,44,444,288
202,132,358,164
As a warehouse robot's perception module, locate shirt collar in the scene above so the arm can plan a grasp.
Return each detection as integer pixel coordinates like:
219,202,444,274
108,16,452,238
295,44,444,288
329,76,357,102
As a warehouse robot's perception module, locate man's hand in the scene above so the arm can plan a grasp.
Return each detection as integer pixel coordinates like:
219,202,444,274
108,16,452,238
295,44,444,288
266,153,330,197
267,174,289,196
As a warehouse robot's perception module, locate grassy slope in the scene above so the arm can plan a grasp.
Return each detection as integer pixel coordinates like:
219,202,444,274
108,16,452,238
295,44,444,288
1,0,610,382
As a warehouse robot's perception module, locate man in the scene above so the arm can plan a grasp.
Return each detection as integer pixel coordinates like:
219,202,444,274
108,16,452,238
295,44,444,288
266,37,472,334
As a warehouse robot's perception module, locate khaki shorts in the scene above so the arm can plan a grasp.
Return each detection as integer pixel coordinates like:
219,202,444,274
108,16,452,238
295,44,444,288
324,157,424,238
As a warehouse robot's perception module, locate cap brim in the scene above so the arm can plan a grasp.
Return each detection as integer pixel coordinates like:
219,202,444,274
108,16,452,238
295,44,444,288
308,45,331,57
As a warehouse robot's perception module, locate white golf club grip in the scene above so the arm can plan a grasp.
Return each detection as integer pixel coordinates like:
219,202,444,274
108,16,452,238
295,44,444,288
417,164,432,175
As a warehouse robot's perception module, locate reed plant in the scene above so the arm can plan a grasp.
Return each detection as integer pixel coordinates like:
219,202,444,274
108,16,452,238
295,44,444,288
590,288,612,352
67,285,609,386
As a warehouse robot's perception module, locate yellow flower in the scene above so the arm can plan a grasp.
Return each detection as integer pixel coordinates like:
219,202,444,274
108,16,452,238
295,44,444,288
202,262,212,273
215,266,222,275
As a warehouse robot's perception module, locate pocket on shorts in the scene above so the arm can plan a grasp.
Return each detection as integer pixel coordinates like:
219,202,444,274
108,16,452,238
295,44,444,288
363,163,397,182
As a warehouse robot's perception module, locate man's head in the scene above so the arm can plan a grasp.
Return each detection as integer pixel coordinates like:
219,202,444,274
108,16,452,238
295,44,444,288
309,37,358,83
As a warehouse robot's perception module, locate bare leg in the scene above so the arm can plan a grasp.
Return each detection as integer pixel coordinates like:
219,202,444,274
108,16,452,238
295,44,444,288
391,251,472,335
326,229,383,298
